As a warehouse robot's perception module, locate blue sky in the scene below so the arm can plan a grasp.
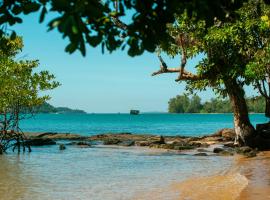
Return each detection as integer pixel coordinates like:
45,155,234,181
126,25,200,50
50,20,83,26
12,13,258,113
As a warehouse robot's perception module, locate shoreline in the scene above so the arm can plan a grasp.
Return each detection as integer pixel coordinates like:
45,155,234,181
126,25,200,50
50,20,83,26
5,130,270,199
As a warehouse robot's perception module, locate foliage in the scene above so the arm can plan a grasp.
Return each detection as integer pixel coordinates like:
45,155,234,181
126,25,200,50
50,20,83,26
168,95,265,113
160,1,270,96
0,0,258,56
0,35,59,153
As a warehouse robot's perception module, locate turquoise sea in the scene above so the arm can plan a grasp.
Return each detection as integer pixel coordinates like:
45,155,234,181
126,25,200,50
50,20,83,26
20,113,269,136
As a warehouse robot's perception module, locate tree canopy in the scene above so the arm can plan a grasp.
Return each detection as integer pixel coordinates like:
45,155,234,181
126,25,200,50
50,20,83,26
168,95,265,113
0,0,265,56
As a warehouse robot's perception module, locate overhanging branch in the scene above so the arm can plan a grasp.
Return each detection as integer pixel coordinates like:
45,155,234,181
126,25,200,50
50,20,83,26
152,55,204,81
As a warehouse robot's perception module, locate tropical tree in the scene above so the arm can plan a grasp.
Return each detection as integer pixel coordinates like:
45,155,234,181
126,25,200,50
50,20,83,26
168,94,202,113
168,95,190,113
0,36,59,154
152,0,270,146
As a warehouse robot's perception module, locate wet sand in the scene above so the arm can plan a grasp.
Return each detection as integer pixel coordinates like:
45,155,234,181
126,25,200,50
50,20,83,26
237,151,270,200
136,151,270,200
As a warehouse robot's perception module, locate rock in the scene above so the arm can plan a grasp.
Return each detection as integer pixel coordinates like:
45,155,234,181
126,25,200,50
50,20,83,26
244,151,257,158
59,144,66,150
37,132,57,138
118,140,135,147
256,123,270,139
223,142,235,148
161,144,175,149
149,144,160,148
235,146,257,157
236,146,253,153
76,142,91,148
24,138,56,146
200,143,210,148
256,122,270,132
213,128,235,141
150,136,165,145
213,147,234,156
218,150,234,156
103,138,121,145
213,147,224,153
194,153,208,156
197,148,209,152
135,141,150,146
173,145,195,150
159,135,165,144
67,141,91,148
259,130,270,139
188,141,202,147
221,129,235,140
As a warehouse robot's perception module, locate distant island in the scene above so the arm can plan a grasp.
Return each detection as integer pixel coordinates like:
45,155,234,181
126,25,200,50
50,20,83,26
34,103,87,114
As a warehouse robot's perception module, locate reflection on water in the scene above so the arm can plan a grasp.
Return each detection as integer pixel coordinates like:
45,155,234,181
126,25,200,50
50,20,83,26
0,146,233,200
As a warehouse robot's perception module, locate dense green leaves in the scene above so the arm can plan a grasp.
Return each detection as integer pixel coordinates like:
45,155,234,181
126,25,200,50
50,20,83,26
0,35,59,118
168,95,265,113
161,0,270,100
0,0,257,56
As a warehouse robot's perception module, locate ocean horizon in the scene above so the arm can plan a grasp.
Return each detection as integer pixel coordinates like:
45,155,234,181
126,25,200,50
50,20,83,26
20,113,269,136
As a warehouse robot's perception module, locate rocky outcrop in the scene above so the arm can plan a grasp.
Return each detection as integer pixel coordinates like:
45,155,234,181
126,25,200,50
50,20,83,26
24,138,56,146
235,146,257,157
25,132,86,140
22,129,262,155
212,128,235,141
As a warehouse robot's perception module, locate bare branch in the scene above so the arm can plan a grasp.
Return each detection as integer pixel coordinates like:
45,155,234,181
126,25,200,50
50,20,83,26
151,66,180,76
152,55,204,81
256,80,268,98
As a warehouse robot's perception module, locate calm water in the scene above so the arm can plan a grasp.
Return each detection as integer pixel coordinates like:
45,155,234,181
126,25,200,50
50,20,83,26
0,145,233,200
20,113,269,136
0,114,268,200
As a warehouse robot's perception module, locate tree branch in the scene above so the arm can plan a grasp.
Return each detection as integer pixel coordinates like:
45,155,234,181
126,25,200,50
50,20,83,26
256,80,268,98
152,55,204,81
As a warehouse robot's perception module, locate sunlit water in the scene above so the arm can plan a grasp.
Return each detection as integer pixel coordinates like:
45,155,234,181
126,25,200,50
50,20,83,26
20,113,269,136
1,114,269,200
0,145,234,200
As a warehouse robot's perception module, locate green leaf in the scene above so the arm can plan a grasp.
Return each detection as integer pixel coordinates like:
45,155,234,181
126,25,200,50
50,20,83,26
65,43,77,54
39,7,47,23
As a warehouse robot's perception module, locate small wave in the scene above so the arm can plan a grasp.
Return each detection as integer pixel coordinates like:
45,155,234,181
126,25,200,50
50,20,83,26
134,173,248,200
174,173,248,200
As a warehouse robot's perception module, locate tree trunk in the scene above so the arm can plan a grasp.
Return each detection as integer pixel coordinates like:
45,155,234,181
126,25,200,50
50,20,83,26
265,98,270,118
225,79,256,146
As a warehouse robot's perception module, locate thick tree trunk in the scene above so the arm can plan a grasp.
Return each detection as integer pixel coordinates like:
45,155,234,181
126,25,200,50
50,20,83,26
225,79,256,146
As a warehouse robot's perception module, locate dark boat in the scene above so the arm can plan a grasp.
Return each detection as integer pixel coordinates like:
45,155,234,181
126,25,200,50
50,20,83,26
130,110,140,115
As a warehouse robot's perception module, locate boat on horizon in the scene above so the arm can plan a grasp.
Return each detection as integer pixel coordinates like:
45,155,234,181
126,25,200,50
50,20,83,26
130,110,140,115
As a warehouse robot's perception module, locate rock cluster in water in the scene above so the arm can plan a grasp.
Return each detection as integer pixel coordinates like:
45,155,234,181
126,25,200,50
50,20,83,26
23,128,258,157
